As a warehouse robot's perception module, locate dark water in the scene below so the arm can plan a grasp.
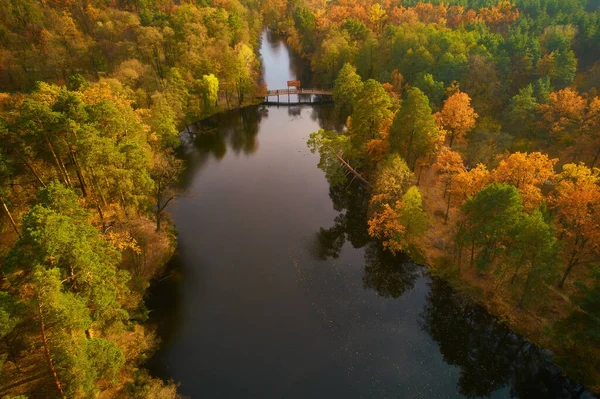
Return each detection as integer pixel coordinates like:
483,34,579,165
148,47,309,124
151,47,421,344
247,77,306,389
147,30,595,398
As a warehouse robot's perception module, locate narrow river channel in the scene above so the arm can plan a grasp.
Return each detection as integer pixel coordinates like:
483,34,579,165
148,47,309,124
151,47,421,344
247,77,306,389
148,30,595,399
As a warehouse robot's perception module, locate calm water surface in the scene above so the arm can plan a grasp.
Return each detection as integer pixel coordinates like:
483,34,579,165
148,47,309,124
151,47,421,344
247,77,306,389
148,30,595,399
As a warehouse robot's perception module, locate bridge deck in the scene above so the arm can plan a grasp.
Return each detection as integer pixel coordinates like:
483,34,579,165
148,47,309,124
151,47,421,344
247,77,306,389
265,88,332,96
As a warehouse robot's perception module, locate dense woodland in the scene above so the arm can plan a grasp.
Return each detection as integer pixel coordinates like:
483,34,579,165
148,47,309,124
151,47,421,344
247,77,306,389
2,0,600,397
0,0,263,397
272,0,600,392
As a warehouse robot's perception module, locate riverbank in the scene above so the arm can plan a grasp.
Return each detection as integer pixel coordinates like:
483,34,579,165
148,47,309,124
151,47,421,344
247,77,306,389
416,164,600,394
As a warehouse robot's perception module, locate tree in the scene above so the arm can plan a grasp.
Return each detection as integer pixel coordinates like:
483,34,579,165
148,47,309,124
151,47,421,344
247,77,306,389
0,292,22,372
398,186,428,237
350,79,393,157
10,183,129,325
538,88,586,146
332,63,363,119
434,147,466,222
151,150,184,232
509,209,558,307
505,84,538,139
414,73,445,110
390,87,438,169
457,183,523,269
553,164,600,288
149,93,179,149
367,155,415,253
369,154,415,212
234,43,258,104
492,152,557,209
435,90,477,148
307,129,365,187
200,74,219,110
356,36,380,80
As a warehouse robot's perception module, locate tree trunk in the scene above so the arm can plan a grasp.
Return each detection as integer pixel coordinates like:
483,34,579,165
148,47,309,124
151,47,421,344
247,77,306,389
558,240,583,288
334,152,371,187
1,197,20,238
4,336,20,372
69,149,87,197
591,147,600,168
519,258,535,309
46,139,70,187
58,157,73,187
21,157,46,187
444,192,451,224
68,264,78,291
37,297,66,399
558,258,577,289
470,239,475,268
417,164,424,186
406,128,415,170
511,253,527,284
156,185,162,232
448,131,455,148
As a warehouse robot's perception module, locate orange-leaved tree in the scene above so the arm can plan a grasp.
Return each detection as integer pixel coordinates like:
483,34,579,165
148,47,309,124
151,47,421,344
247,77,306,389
492,151,557,209
435,90,477,148
553,163,600,288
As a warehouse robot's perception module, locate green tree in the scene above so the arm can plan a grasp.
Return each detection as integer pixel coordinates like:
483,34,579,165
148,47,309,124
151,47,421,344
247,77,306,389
509,209,558,307
333,63,363,119
399,186,428,237
370,154,415,210
390,87,438,169
505,84,539,139
457,183,523,269
307,129,360,186
200,74,219,110
149,93,179,149
414,73,445,110
0,292,22,372
350,79,393,155
9,183,129,325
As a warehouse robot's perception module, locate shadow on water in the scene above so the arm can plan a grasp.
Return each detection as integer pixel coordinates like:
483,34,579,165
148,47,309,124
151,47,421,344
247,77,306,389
310,180,595,398
422,277,590,398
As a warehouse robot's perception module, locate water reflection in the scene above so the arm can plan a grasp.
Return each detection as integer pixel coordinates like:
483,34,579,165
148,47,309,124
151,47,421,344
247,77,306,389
421,278,591,398
193,107,262,159
363,243,421,298
313,176,595,397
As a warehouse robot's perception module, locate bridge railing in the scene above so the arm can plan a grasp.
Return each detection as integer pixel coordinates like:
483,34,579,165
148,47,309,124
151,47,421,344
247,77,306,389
265,88,333,96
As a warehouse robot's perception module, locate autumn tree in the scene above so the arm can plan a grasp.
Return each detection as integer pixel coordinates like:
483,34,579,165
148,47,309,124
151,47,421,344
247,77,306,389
538,88,586,146
553,164,600,288
368,155,417,254
435,90,477,148
492,152,557,209
434,147,466,222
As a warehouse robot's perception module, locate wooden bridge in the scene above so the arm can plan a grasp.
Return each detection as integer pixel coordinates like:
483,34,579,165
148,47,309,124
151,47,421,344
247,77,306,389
263,88,333,105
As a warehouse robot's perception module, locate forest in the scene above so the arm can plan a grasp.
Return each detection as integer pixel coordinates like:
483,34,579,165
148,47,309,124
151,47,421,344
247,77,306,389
276,0,600,392
1,0,600,397
0,0,263,397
